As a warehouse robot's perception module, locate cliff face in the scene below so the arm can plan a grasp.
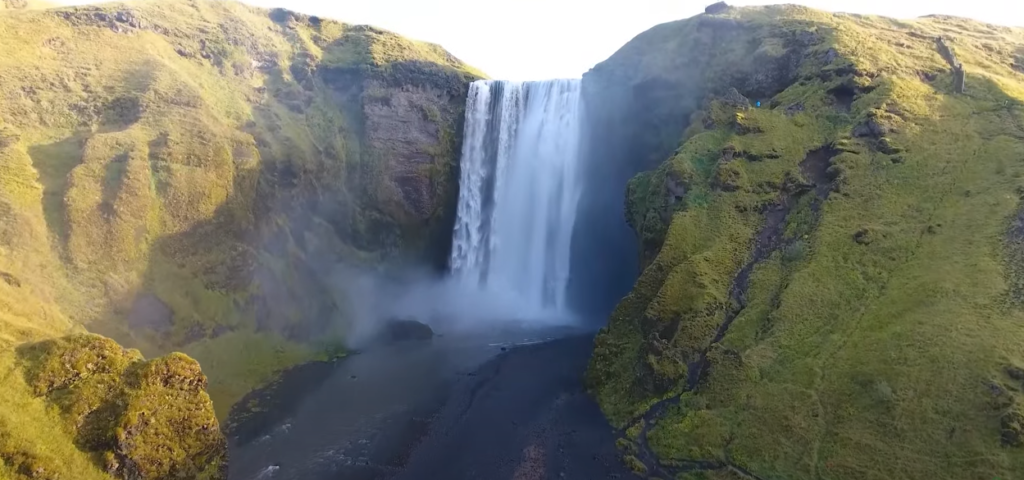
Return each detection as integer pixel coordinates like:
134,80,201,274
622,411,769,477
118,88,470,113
585,5,1024,479
0,1,479,477
0,0,479,406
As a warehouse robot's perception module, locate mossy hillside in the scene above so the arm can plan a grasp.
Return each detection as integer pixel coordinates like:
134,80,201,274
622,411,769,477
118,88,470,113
588,5,1024,479
0,125,81,348
0,349,111,480
0,0,479,413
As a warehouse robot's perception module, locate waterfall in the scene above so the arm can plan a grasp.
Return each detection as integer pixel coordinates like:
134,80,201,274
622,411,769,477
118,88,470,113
449,79,583,316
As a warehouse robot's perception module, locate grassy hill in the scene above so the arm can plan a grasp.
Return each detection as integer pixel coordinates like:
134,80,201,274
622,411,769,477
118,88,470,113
0,0,480,477
585,5,1024,479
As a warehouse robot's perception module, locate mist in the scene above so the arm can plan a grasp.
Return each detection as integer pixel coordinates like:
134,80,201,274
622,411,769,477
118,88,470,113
332,265,580,349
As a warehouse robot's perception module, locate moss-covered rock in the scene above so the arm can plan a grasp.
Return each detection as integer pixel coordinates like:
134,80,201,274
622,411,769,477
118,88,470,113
1002,409,1024,448
587,4,1024,479
111,353,226,480
14,334,226,480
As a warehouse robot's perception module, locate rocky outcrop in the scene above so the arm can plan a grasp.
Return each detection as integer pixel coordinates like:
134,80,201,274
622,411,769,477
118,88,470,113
704,2,730,15
16,334,227,480
381,318,435,343
936,37,966,93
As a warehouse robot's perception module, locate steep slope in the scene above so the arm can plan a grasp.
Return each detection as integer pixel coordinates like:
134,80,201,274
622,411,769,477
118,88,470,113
586,5,1024,479
0,0,480,416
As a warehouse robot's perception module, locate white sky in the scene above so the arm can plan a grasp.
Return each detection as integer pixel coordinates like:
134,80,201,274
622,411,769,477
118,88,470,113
59,0,1024,79
235,0,1023,80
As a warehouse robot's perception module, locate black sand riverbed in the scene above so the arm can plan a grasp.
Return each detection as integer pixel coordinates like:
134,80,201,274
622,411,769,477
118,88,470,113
227,329,629,480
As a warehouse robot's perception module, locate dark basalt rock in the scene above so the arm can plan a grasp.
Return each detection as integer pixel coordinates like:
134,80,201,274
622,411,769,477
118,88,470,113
1013,57,1024,74
268,8,296,24
936,37,966,93
113,10,143,29
853,227,879,245
720,87,750,108
383,319,435,343
852,117,888,138
1001,410,1024,447
989,382,1016,410
876,137,903,155
824,48,839,64
1007,365,1024,382
705,1,730,15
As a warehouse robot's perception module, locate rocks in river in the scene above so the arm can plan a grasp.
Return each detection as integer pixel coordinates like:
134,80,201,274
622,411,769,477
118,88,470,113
382,319,434,343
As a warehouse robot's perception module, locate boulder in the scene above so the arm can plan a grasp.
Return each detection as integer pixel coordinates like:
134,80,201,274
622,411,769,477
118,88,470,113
852,117,888,138
1001,410,1024,447
382,319,434,343
110,353,226,480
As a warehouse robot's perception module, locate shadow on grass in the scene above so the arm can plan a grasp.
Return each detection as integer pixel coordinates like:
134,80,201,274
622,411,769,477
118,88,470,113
27,134,86,253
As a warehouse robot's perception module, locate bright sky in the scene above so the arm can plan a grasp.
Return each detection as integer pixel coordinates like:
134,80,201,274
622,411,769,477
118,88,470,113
59,0,1024,79
232,0,1023,80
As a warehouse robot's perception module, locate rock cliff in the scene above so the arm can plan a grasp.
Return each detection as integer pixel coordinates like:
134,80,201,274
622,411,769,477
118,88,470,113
585,5,1024,479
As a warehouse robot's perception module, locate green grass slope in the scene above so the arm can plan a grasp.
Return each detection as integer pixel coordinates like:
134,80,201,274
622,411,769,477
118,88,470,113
587,5,1024,479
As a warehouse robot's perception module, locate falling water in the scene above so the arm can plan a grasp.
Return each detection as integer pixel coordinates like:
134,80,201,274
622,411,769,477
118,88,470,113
449,79,583,316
